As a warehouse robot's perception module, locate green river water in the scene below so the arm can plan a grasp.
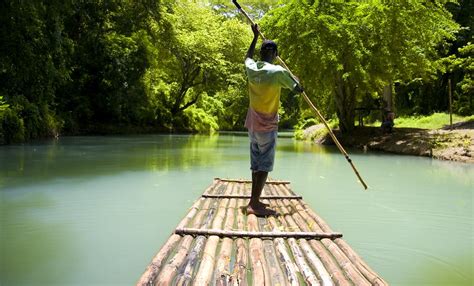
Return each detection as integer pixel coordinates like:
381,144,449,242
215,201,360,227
0,134,472,286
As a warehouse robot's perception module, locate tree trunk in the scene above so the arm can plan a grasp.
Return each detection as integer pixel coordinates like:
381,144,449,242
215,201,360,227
383,82,393,111
334,73,356,133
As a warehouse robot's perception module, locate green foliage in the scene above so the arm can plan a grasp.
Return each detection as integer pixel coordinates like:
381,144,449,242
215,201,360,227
367,113,474,129
145,1,250,132
0,0,471,143
262,0,460,132
183,107,219,133
0,96,7,113
1,109,24,144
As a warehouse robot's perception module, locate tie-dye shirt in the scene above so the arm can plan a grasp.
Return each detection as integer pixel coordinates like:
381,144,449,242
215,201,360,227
244,58,297,132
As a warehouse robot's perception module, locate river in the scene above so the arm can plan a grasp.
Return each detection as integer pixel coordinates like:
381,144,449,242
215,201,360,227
0,134,472,285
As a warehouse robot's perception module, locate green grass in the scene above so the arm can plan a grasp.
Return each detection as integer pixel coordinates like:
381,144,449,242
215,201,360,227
367,113,474,130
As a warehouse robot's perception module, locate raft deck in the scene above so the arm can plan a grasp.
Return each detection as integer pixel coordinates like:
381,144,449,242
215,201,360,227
137,178,387,286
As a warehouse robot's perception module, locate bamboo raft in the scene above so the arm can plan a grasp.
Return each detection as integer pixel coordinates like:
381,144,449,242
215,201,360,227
137,178,388,286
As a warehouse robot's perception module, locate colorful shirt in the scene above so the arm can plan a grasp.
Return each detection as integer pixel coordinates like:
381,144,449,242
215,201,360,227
244,58,297,132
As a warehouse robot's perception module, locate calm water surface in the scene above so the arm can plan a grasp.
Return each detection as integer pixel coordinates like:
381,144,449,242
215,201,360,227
0,134,472,285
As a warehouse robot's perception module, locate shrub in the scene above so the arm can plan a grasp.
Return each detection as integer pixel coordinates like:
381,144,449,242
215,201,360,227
1,109,25,144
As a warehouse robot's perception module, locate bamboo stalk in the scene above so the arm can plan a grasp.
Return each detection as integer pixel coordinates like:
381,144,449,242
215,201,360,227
174,183,228,285
280,186,387,285
265,186,320,286
215,178,291,184
299,241,333,286
257,215,289,286
193,186,231,285
136,180,220,286
270,184,350,285
267,222,302,285
214,183,238,286
332,239,388,286
231,184,249,286
136,235,182,286
174,228,342,239
268,187,333,286
155,189,217,285
202,194,302,200
276,185,371,286
247,214,271,285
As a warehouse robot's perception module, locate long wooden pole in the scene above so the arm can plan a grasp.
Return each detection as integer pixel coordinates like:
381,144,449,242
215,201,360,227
232,0,368,190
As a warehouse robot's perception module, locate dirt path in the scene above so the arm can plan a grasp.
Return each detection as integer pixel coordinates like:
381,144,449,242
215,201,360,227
304,122,474,163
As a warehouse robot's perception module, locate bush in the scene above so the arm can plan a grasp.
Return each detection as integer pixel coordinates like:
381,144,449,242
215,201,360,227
182,107,219,133
1,109,25,144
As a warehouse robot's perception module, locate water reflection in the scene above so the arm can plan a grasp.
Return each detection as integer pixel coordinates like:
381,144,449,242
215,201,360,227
0,134,472,285
1,135,244,189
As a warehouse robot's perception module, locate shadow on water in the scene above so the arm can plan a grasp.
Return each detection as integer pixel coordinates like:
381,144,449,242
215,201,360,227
0,192,77,285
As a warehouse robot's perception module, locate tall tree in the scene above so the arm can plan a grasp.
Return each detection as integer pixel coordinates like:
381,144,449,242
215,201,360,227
146,1,250,131
262,0,459,132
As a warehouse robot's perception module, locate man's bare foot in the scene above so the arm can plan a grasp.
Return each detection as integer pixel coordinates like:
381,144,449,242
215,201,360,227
256,201,269,209
246,205,278,217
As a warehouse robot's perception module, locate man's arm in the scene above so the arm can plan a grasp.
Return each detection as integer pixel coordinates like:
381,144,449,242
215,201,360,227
245,24,259,59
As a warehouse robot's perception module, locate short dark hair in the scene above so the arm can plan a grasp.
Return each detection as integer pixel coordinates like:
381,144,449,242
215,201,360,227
261,40,278,53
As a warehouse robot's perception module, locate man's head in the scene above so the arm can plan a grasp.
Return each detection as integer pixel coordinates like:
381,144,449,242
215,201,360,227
260,40,278,63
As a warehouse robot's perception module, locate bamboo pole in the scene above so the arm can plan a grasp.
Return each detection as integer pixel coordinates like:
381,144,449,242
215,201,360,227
136,180,220,286
257,213,289,286
215,178,290,184
266,185,321,286
247,213,271,285
281,186,387,285
136,235,182,286
202,194,302,200
174,182,228,285
332,239,388,286
155,196,215,286
174,228,342,239
214,183,238,286
270,184,350,285
276,186,371,286
269,187,333,286
231,184,249,286
193,184,231,285
264,215,302,285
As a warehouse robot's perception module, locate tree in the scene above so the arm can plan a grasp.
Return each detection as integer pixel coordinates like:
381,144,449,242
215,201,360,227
0,0,72,140
262,0,459,132
146,1,250,131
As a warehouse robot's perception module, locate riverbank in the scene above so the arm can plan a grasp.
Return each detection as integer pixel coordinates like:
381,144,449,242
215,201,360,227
302,121,474,163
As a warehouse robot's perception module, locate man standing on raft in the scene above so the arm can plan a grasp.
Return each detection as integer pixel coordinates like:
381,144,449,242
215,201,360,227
244,24,304,216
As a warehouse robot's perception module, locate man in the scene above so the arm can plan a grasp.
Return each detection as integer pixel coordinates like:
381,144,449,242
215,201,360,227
245,24,303,216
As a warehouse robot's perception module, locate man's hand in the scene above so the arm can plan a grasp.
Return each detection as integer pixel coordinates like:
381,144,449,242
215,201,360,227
294,84,304,93
251,24,259,39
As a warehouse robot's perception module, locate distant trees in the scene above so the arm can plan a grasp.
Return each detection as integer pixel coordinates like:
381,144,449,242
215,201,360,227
0,0,251,142
262,0,460,132
0,0,471,143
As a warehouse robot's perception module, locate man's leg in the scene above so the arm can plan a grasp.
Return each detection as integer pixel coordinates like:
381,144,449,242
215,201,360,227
249,170,268,208
247,130,277,216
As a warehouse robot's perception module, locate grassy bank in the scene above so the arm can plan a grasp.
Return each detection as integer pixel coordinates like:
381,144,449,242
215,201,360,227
368,113,474,130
